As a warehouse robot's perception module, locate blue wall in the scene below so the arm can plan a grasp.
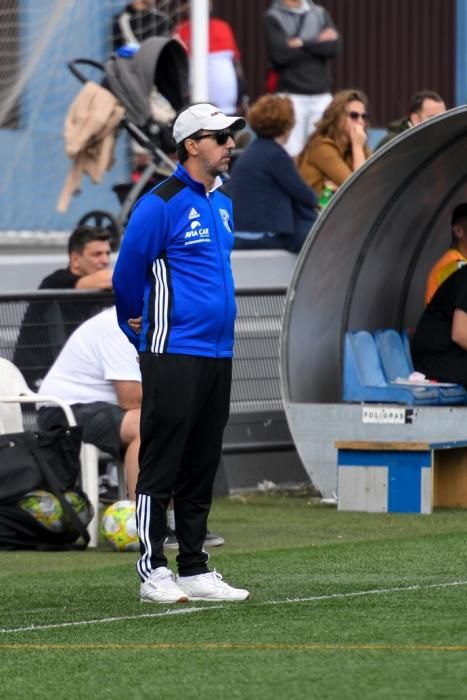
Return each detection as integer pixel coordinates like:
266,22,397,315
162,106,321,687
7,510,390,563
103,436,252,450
0,0,129,231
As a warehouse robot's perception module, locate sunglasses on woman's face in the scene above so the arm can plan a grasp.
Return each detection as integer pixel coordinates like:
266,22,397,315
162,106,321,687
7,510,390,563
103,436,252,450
193,131,234,145
346,110,370,121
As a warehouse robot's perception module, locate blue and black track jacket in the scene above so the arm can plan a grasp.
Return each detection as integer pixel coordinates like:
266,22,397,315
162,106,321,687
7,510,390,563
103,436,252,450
113,164,237,358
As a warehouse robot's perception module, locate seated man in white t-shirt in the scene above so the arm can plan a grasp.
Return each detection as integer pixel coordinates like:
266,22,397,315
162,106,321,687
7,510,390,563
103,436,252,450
37,306,141,499
37,307,225,548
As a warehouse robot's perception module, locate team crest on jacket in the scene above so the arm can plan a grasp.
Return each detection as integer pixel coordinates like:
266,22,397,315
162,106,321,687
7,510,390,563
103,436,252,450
219,208,232,233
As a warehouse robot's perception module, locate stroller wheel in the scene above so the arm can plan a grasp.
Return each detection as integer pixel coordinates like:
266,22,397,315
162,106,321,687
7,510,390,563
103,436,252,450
77,210,121,252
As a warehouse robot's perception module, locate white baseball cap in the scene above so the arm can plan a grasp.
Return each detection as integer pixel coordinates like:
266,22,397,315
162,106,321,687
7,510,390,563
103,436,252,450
173,103,246,144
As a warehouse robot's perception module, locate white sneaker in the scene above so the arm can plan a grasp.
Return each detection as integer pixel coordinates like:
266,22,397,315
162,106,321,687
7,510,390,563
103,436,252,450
140,567,189,604
176,570,250,601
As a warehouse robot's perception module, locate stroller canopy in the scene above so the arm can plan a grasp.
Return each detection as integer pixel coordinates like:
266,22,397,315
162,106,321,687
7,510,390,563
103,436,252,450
105,37,189,127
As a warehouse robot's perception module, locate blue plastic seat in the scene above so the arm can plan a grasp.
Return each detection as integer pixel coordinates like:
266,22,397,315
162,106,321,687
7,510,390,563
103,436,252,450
375,329,467,406
343,330,440,405
374,329,413,381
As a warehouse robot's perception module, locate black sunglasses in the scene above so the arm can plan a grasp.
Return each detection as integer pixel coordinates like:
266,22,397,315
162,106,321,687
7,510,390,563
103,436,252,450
346,110,370,121
192,131,234,146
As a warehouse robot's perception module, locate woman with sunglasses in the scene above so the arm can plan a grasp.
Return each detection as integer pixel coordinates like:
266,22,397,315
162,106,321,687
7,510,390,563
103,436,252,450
297,89,371,199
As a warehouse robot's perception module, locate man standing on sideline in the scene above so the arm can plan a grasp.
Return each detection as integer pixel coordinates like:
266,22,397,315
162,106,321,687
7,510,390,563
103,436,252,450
375,90,446,150
113,103,250,604
264,0,341,158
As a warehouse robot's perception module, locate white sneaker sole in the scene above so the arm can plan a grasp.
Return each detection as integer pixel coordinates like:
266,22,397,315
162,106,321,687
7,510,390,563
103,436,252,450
140,594,189,604
180,593,250,602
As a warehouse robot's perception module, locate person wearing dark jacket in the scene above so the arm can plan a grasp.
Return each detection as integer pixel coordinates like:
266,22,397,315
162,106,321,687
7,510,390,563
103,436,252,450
228,94,318,252
264,0,341,158
375,90,446,150
412,265,467,386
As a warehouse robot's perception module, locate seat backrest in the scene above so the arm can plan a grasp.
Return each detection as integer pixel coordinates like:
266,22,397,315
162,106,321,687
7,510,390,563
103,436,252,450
344,331,387,388
0,357,32,432
401,330,416,374
0,357,32,395
374,329,413,382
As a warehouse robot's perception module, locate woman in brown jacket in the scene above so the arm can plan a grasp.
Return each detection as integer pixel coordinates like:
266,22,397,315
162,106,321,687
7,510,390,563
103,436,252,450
297,89,371,198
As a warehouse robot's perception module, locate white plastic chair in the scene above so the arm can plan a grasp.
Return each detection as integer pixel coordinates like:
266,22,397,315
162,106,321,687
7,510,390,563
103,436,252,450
0,357,105,546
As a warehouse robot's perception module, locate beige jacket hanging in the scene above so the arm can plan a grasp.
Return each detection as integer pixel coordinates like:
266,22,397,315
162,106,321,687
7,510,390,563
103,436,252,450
57,81,125,213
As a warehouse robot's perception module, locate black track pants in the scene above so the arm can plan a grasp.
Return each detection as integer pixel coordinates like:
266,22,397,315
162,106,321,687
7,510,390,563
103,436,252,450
136,353,232,580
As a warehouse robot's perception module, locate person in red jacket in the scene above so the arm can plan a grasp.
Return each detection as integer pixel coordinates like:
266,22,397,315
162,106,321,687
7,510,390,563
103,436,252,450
175,1,247,115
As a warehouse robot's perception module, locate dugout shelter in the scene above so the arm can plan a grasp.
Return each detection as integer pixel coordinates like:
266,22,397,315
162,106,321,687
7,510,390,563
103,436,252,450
281,105,467,497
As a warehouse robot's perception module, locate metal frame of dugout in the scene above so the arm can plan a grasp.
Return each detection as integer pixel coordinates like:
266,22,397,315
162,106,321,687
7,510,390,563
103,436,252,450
281,105,467,499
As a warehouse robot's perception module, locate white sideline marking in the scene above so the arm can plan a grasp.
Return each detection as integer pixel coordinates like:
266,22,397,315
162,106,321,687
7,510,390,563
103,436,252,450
266,578,467,605
0,605,223,634
1,579,466,635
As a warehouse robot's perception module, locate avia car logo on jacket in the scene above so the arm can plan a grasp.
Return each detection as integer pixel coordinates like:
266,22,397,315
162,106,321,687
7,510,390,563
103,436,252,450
184,226,211,243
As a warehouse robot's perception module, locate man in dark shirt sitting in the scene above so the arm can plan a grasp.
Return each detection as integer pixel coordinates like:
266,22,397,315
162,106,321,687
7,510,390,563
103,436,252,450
40,225,113,291
14,226,113,388
412,264,467,386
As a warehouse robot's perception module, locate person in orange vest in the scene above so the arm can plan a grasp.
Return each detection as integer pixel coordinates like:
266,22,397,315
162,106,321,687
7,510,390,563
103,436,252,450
425,203,467,305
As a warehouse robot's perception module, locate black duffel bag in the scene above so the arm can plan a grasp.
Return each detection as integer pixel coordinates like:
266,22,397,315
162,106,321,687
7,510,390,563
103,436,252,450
0,426,91,549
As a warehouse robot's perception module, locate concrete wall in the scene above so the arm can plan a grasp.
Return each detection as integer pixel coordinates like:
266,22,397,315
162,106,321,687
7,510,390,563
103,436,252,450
0,247,299,293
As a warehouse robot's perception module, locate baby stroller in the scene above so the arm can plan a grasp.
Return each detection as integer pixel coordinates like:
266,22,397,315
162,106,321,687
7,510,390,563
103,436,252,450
67,37,189,250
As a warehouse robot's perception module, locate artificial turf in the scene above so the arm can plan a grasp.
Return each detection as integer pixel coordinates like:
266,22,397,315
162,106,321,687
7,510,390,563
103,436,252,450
1,492,467,699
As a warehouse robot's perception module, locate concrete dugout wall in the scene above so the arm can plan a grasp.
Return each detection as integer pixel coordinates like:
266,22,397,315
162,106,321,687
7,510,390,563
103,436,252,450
281,106,467,496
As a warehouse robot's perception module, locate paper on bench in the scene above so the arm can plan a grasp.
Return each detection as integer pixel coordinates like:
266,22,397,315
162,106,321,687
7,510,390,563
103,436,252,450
392,377,458,388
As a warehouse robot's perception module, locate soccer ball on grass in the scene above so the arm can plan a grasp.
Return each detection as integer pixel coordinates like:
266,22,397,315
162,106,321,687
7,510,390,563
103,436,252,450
101,500,139,552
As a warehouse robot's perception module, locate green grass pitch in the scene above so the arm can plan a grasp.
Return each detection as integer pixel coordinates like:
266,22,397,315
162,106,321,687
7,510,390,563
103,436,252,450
1,492,467,699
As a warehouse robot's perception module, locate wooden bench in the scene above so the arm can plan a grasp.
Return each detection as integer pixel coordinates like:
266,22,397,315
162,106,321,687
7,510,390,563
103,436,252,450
335,439,467,514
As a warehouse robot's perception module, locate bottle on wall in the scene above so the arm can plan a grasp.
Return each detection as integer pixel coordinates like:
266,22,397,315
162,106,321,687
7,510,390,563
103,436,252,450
318,181,336,210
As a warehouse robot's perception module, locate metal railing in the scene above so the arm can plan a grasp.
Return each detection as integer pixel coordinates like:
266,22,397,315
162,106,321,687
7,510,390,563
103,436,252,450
0,288,292,452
